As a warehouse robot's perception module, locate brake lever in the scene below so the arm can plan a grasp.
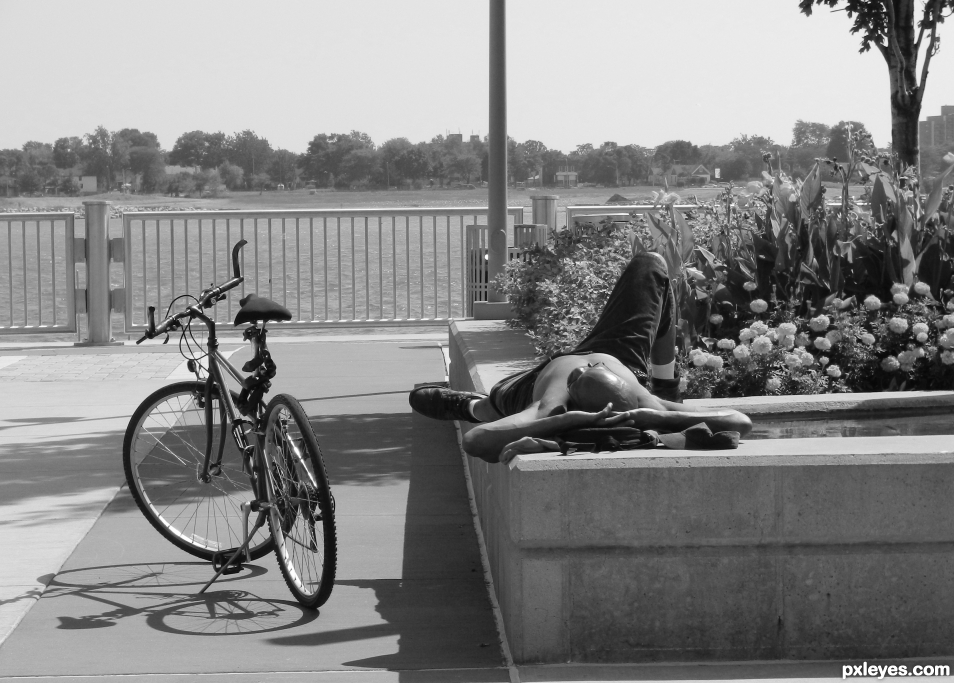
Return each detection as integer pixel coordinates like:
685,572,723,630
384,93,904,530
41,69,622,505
163,334,170,345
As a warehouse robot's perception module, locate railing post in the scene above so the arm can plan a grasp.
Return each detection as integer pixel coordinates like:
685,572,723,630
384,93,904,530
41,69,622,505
531,194,559,236
79,200,115,345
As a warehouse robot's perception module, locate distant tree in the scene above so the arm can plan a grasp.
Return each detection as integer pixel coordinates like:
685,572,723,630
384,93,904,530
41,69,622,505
194,169,222,196
129,146,166,192
380,137,414,185
218,162,244,190
53,137,83,170
338,148,381,186
791,120,832,147
653,140,701,171
268,149,301,187
299,131,373,187
800,0,953,172
202,132,229,169
251,172,270,194
393,146,430,183
168,131,208,170
82,126,115,188
540,148,566,185
226,131,273,184
449,151,480,184
729,134,779,177
825,120,874,162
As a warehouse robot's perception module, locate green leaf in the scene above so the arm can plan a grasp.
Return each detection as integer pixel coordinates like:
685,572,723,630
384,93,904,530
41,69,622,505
799,163,822,218
921,153,954,230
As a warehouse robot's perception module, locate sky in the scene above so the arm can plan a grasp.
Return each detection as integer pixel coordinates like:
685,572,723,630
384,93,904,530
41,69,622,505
1,0,952,154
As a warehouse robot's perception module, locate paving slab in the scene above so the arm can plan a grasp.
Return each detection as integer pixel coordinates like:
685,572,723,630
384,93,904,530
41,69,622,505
0,340,507,680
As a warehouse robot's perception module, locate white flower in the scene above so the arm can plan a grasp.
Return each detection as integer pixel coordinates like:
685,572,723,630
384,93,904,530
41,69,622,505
784,353,801,370
750,321,769,335
717,338,736,350
917,332,929,343
743,281,758,292
765,377,781,392
914,282,931,296
705,355,724,371
830,297,844,310
679,376,689,391
914,346,926,358
887,317,909,334
799,349,815,367
825,330,843,345
941,350,954,366
859,332,876,346
898,349,918,366
881,355,900,372
750,299,769,314
690,350,708,366
709,314,724,325
826,364,842,378
814,336,832,351
893,293,910,306
818,356,830,367
751,336,773,355
795,332,811,347
891,282,908,295
944,314,954,327
733,344,751,361
912,322,930,336
739,328,756,342
947,300,954,312
766,329,779,342
779,334,795,350
940,330,954,349
809,315,830,332
864,295,882,311
778,322,797,336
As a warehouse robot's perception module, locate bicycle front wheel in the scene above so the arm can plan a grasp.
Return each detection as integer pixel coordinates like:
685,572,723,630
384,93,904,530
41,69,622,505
123,381,273,561
263,394,337,608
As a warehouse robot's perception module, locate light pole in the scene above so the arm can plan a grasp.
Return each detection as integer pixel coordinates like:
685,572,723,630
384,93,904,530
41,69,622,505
487,0,508,303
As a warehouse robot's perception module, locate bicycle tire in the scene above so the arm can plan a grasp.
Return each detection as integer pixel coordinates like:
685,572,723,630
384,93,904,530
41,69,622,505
123,381,273,561
262,394,337,608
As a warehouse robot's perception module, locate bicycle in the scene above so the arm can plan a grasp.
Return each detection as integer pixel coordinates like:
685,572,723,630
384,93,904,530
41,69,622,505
122,239,336,609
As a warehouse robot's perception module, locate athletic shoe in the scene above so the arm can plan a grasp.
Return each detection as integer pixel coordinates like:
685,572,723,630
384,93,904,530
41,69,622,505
409,384,485,423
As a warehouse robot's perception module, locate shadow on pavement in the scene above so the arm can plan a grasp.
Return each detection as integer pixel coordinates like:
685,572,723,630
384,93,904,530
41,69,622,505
42,562,317,636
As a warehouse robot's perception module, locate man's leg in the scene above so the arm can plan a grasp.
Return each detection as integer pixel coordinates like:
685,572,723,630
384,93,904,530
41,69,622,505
571,251,674,382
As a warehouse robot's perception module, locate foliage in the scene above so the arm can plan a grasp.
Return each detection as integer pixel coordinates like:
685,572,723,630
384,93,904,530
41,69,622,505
501,149,954,397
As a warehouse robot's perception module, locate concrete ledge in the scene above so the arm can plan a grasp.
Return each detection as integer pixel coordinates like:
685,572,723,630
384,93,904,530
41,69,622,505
449,320,954,664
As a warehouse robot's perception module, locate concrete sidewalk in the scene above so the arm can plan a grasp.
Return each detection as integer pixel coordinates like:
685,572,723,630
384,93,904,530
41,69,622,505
0,335,507,681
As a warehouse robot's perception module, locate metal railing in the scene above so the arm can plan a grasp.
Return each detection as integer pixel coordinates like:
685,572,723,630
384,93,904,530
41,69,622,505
0,212,77,334
565,204,700,230
120,207,526,331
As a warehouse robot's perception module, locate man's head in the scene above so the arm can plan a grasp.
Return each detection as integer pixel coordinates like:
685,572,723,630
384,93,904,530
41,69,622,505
566,363,640,413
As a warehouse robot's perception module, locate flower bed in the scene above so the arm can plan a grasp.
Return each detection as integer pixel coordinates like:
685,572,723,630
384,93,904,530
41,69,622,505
498,152,954,399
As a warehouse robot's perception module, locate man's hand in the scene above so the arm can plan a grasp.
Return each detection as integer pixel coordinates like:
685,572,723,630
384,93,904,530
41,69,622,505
564,402,634,429
499,436,562,465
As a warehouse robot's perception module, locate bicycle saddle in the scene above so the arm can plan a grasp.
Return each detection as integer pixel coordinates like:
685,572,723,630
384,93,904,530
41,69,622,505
233,293,293,326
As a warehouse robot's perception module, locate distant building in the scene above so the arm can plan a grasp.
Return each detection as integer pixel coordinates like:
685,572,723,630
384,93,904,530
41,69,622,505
469,134,481,145
79,176,98,194
447,133,463,146
650,164,711,186
919,105,954,147
554,165,578,188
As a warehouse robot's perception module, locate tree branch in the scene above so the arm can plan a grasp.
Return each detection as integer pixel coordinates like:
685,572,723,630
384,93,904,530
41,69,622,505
881,0,909,92
917,0,943,100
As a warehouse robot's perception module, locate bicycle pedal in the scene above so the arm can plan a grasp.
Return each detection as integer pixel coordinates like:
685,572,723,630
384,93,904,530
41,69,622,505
211,550,245,575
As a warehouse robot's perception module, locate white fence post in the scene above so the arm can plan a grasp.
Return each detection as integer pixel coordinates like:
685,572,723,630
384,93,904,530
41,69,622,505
530,194,559,235
80,200,114,345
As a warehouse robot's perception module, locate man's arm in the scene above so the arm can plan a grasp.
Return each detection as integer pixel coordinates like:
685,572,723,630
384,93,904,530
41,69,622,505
461,401,629,463
622,406,753,437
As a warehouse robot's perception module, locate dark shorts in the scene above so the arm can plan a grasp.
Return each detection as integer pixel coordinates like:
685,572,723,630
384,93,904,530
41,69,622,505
488,252,675,417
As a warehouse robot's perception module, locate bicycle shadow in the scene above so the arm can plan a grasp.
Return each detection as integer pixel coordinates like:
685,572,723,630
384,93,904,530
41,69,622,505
42,562,318,636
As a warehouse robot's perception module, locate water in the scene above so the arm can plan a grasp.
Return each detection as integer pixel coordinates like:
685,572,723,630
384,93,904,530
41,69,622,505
748,407,954,440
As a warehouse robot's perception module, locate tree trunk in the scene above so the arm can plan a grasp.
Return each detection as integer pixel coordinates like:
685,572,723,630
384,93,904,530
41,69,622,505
883,0,923,173
890,95,921,173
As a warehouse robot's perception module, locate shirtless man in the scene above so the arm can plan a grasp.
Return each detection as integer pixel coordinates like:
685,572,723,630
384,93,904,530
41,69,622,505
410,251,752,464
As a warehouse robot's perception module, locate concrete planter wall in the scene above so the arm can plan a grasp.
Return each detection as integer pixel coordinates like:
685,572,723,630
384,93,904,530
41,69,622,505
450,320,954,664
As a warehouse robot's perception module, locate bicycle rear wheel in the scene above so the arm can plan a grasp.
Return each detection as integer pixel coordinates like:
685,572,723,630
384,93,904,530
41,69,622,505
123,381,273,561
263,394,337,608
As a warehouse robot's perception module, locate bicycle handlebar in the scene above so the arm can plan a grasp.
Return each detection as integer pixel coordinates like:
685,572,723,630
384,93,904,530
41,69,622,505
136,240,247,344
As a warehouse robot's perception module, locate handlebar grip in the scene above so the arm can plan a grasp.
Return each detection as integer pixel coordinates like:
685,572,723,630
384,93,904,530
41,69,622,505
232,240,247,279
147,306,157,336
